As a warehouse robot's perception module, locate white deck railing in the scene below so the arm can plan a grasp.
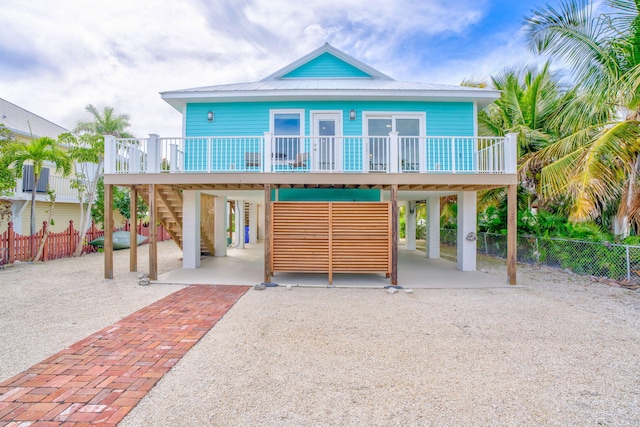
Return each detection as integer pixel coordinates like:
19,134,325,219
105,133,517,175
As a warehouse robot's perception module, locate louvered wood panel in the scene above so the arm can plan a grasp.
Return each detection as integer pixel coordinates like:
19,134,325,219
272,202,330,272
271,202,391,280
332,203,391,273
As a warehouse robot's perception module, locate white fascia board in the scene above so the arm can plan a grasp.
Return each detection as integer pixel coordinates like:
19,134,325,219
162,89,500,110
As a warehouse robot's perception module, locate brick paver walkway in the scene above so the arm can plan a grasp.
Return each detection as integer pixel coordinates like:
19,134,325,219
0,284,249,426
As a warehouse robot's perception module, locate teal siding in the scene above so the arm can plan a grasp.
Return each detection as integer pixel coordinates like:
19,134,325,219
282,53,372,79
277,188,380,202
184,101,474,171
186,101,473,137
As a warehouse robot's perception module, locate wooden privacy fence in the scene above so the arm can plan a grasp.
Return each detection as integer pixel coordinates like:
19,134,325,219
271,202,391,284
0,220,171,264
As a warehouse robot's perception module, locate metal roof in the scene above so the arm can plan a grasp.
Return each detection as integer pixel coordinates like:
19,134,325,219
0,97,69,139
160,44,500,110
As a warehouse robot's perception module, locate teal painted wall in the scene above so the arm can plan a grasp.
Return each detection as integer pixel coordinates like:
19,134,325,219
276,188,380,202
186,101,474,137
184,101,474,171
282,53,372,78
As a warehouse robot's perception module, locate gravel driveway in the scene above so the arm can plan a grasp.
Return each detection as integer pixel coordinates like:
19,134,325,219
2,242,639,426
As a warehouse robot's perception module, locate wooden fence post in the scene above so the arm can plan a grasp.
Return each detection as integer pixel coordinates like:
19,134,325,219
42,221,48,261
8,222,15,264
69,220,75,257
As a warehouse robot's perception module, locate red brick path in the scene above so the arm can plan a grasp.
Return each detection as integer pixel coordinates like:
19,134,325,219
0,284,249,426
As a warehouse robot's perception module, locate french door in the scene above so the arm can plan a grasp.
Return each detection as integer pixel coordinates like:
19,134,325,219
365,114,424,172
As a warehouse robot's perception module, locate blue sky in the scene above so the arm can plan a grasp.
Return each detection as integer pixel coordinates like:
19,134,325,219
0,0,566,137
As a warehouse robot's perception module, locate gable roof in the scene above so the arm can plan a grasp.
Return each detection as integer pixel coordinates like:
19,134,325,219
161,44,500,110
261,43,393,81
0,97,69,139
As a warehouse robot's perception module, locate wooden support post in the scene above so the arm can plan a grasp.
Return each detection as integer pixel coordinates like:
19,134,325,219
8,222,15,264
264,184,272,283
149,184,158,280
328,202,333,285
104,184,114,279
507,184,517,285
130,186,138,272
69,220,75,256
391,184,398,286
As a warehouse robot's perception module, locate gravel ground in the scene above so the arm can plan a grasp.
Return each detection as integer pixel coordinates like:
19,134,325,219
2,244,640,426
123,258,640,426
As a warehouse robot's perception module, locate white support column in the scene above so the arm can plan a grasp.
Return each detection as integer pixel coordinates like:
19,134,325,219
249,203,258,244
456,191,477,271
405,201,416,250
237,199,245,249
182,190,201,269
214,196,227,257
427,196,440,259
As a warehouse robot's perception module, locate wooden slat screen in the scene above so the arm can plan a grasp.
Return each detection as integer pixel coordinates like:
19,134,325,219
271,202,391,281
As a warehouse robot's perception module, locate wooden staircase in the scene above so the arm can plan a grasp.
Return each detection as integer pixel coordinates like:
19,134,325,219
136,185,215,255
137,185,184,249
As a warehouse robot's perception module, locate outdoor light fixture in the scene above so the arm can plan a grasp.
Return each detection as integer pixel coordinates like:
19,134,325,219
207,111,214,122
349,109,356,120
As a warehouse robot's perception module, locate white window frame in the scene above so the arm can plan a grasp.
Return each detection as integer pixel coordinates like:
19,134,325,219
269,109,305,136
362,112,426,172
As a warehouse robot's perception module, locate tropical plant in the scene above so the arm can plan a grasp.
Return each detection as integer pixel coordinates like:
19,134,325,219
2,137,72,244
475,62,584,213
74,104,133,138
523,0,640,237
67,104,133,256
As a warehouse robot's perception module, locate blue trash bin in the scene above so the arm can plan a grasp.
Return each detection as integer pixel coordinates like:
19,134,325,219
245,225,249,243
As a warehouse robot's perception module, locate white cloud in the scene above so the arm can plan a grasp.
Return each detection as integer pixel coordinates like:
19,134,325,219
0,0,539,137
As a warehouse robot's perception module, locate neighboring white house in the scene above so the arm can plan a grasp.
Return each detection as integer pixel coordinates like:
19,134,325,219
0,98,95,235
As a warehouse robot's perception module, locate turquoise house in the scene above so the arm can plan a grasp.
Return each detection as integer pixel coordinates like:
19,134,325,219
103,44,518,285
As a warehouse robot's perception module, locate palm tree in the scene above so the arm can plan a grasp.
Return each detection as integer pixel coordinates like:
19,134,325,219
70,104,133,255
523,0,640,237
473,62,577,212
2,137,72,256
74,104,133,138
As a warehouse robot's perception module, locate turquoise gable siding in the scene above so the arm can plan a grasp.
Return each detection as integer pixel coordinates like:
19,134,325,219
184,101,474,172
282,53,372,79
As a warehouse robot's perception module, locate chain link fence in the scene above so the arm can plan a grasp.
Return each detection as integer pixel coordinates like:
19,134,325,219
440,229,640,282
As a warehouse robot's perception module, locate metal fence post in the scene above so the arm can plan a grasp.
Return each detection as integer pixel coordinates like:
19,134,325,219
626,245,631,281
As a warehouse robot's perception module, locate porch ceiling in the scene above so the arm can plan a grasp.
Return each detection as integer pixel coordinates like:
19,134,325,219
104,172,516,192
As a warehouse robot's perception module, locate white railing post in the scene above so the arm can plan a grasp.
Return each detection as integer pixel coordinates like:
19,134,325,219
451,137,457,173
363,138,370,173
130,146,140,173
263,132,273,172
170,143,178,173
505,133,518,174
104,135,116,173
147,134,160,173
389,131,399,173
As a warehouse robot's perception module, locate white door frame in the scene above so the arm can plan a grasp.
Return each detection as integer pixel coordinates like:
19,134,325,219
311,110,342,172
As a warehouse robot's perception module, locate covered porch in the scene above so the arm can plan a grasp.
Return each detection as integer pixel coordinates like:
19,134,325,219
101,173,519,285
155,242,510,289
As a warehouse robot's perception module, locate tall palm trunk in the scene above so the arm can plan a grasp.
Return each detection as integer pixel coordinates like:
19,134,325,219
30,170,39,259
